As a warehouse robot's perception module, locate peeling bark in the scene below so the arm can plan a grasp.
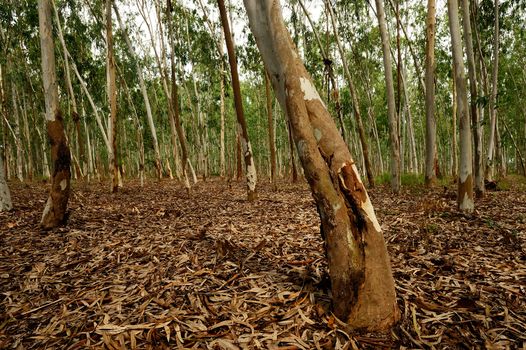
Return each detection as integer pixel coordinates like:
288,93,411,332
243,0,399,330
39,0,71,229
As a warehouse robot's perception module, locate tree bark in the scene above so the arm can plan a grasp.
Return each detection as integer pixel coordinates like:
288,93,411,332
0,152,11,211
38,0,71,228
448,0,474,212
265,72,277,190
243,0,399,330
424,0,437,186
461,0,484,197
375,0,400,193
218,0,257,201
485,0,499,182
106,0,119,193
52,1,85,181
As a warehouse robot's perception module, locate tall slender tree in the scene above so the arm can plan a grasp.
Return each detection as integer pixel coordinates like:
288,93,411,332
375,0,400,193
106,0,119,192
38,0,71,228
424,0,437,186
448,0,474,212
485,0,500,181
243,0,399,329
461,0,484,197
217,0,257,201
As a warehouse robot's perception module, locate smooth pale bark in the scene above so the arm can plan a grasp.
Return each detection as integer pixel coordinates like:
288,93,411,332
0,152,11,211
375,0,400,193
218,0,257,201
10,84,24,182
325,1,375,188
20,94,34,180
452,65,458,178
0,66,12,210
265,72,277,190
166,4,193,191
485,0,499,181
106,0,119,193
113,4,162,180
461,0,484,197
38,0,71,228
448,0,474,212
401,63,418,173
424,0,437,186
243,0,399,330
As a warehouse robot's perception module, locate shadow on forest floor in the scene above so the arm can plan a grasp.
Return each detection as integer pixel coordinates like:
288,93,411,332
0,177,525,349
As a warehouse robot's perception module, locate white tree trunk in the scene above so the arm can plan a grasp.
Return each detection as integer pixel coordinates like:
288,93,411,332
448,0,474,212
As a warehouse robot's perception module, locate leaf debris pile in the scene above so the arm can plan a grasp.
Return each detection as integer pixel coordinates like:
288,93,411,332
0,179,525,349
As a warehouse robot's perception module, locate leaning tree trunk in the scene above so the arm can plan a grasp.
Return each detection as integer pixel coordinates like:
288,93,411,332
375,0,401,193
424,0,437,186
38,0,71,228
218,0,257,201
106,0,119,193
243,0,399,330
461,0,484,197
448,0,474,212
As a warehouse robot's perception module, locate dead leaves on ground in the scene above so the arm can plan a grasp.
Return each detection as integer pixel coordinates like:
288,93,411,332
0,179,525,349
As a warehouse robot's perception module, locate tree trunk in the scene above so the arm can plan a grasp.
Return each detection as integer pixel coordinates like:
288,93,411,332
325,1,375,188
461,0,484,197
38,0,71,228
113,4,162,180
218,0,257,201
166,5,192,191
106,0,119,193
11,84,24,182
0,65,12,211
52,1,85,181
424,0,437,186
448,0,474,212
265,72,277,190
485,0,499,182
243,0,399,330
287,119,298,183
0,152,11,211
375,0,400,193
452,65,458,178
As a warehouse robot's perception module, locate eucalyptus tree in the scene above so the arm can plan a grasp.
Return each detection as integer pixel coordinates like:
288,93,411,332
113,3,163,180
461,0,484,196
375,0,400,193
38,0,71,228
485,0,500,181
448,0,474,212
106,0,119,192
0,153,11,211
243,0,399,330
424,0,437,186
217,0,257,201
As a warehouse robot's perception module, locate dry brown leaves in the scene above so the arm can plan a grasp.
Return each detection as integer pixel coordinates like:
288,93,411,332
0,178,524,349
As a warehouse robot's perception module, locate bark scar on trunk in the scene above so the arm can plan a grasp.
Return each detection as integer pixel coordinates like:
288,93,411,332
337,162,367,238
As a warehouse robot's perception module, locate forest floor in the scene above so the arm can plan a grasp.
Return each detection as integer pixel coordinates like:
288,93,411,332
0,177,525,349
